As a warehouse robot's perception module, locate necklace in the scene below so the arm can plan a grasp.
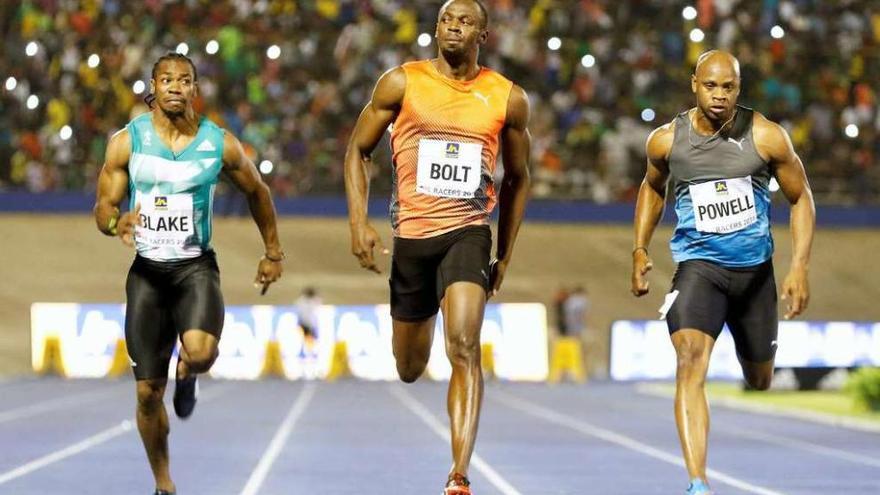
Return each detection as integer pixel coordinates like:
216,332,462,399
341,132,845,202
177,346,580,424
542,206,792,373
687,108,737,150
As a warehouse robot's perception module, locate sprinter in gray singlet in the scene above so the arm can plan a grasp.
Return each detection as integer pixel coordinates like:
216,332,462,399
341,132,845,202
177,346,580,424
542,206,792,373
94,52,285,495
631,50,815,494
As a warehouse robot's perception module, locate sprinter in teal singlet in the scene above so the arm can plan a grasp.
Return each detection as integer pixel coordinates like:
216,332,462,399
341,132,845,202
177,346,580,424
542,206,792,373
630,50,815,495
94,53,285,495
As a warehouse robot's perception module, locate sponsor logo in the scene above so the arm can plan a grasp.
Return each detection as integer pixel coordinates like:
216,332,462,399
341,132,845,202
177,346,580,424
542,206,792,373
727,137,746,151
473,91,490,106
154,196,168,209
445,142,460,159
715,181,728,195
196,139,216,152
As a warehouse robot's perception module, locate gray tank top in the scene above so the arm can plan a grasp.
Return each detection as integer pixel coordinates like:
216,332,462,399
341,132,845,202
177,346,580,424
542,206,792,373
667,105,774,267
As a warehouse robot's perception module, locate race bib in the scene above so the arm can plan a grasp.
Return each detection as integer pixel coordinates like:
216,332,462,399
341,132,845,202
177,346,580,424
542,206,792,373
416,139,482,198
135,193,195,247
689,176,757,234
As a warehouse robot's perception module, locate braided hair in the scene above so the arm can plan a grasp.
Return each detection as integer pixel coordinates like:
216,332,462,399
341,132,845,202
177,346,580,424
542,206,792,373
144,52,198,109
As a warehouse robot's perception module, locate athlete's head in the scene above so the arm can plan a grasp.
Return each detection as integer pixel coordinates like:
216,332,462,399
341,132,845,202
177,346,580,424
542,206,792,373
435,0,489,60
691,50,740,123
146,52,199,117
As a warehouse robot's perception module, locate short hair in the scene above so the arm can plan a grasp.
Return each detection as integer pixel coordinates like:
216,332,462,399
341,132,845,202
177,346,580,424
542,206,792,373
441,0,489,29
151,52,198,81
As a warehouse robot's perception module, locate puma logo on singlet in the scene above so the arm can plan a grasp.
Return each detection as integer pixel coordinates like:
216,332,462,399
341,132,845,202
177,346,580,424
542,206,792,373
473,91,490,106
196,140,216,152
727,137,746,151
143,130,152,146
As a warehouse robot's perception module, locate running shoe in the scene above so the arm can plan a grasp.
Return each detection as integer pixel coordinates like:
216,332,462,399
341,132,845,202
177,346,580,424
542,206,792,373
686,478,713,495
173,361,198,419
444,473,472,495
153,490,175,495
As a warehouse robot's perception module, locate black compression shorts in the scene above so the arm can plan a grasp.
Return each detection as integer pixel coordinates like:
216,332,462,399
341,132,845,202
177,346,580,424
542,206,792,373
125,251,224,380
390,225,492,322
665,259,778,363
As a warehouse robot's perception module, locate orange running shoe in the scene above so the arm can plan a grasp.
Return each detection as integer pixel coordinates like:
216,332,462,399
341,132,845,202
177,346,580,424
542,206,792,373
444,473,472,495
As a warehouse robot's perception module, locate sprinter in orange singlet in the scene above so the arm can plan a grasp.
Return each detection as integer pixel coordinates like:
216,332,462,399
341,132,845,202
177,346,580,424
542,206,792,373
344,1,530,493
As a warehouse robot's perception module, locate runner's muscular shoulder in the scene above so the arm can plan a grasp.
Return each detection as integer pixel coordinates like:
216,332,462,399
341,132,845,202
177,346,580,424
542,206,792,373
104,128,132,171
646,121,675,164
751,111,794,163
370,66,407,115
505,85,529,130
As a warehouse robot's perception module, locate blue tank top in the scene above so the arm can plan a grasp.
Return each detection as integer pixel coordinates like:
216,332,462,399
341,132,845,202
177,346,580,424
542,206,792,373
125,113,225,262
667,106,774,268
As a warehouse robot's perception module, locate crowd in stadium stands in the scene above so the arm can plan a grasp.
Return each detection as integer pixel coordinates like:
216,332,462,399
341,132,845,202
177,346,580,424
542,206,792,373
0,1,877,204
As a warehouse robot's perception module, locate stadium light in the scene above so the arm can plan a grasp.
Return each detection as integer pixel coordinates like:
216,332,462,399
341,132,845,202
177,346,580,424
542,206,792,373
60,125,73,141
26,94,39,110
87,54,100,69
132,80,146,95
176,42,189,56
206,40,219,55
417,33,432,47
547,37,562,51
770,25,785,39
689,28,705,43
581,54,596,68
682,6,697,21
768,177,780,192
5,77,16,91
259,160,274,174
25,41,38,57
845,124,859,139
641,108,656,123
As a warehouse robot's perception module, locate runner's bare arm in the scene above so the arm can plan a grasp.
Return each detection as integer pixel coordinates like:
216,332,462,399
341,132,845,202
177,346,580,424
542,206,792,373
94,129,132,236
343,67,405,272
632,122,674,296
222,131,283,260
490,85,531,296
754,114,815,318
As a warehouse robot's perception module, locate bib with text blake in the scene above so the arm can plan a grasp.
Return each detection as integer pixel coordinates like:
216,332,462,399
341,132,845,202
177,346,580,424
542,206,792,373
416,139,482,199
688,176,757,234
135,193,195,247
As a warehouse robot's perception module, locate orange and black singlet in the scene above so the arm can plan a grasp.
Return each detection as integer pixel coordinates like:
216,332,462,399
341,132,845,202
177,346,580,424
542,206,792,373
389,60,514,239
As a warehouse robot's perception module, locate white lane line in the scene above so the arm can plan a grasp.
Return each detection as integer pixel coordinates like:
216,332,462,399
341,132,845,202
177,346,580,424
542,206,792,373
638,383,880,434
493,390,786,495
389,385,523,495
717,424,880,469
239,382,317,495
0,420,134,485
0,383,129,425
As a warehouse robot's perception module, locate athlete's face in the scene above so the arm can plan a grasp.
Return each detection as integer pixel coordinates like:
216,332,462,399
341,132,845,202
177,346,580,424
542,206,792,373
435,1,488,57
691,58,740,123
150,60,197,116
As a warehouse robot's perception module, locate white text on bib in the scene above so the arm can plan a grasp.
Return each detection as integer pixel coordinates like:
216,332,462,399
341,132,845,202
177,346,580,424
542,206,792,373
416,139,482,198
135,193,195,247
689,176,757,234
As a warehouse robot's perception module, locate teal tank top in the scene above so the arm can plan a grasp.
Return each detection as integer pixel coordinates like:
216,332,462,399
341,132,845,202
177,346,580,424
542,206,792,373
126,113,225,261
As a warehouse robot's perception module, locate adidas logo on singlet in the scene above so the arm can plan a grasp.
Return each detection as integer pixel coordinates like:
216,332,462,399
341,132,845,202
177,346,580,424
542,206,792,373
196,140,216,152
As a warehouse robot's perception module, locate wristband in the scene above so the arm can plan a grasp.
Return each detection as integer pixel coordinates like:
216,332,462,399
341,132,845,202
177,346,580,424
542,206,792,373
632,246,648,256
264,252,285,262
108,216,118,236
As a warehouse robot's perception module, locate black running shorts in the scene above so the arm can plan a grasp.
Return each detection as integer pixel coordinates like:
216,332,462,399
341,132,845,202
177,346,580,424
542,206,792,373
125,251,225,380
665,259,778,363
390,225,492,322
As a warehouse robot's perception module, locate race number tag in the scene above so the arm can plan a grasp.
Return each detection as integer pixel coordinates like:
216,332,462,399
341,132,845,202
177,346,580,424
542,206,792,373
416,139,482,198
689,176,757,234
135,193,195,247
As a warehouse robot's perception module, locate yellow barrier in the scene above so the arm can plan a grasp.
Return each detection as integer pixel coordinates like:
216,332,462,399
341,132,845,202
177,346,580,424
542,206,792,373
107,339,131,378
325,341,352,382
481,342,496,380
260,341,286,378
35,336,66,377
548,337,586,384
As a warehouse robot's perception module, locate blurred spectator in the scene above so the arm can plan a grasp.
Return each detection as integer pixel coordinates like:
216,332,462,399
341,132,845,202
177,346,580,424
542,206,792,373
0,0,877,204
562,286,589,338
295,286,322,340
